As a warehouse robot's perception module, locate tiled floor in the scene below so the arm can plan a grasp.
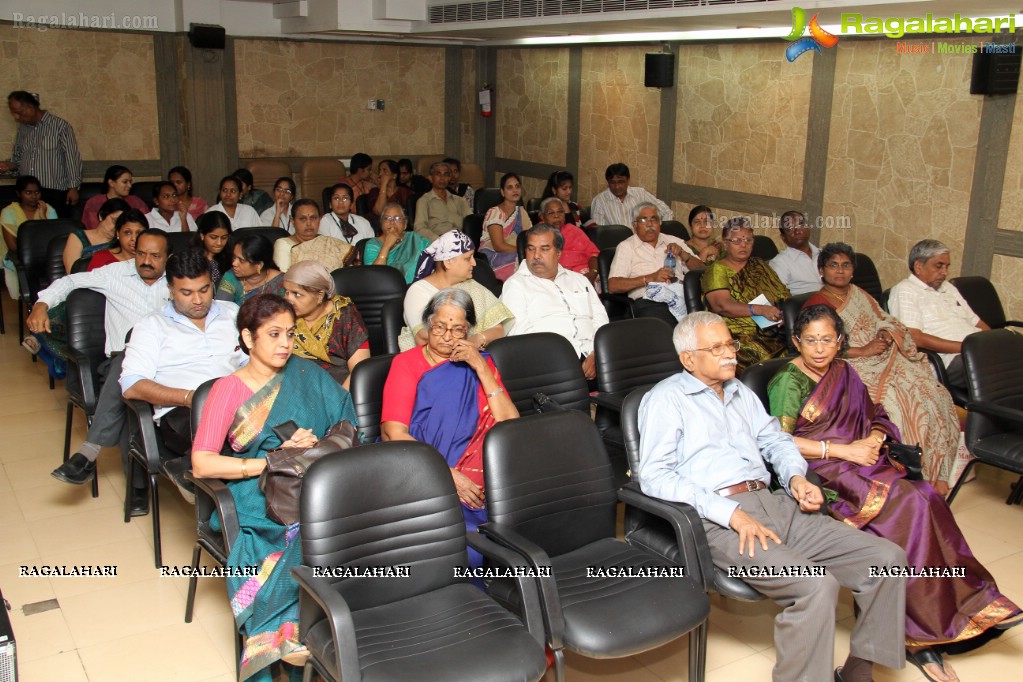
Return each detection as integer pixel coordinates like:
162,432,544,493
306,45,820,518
2,293,1022,681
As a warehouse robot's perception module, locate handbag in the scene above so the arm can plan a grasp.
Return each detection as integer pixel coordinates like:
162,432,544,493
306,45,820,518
259,420,358,526
532,392,565,414
884,440,923,481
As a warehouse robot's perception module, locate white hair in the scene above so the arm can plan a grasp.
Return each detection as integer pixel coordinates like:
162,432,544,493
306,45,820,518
672,312,727,354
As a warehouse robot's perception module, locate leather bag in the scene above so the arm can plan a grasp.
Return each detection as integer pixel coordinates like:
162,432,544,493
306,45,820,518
885,440,923,481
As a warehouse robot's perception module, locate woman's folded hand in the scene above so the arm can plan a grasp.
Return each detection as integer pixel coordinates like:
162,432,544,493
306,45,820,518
281,427,318,449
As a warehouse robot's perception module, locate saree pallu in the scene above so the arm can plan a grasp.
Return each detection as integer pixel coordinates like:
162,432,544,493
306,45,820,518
805,285,961,488
216,271,287,306
292,295,368,386
221,357,357,681
363,232,430,284
701,257,789,370
480,206,532,281
290,235,353,272
768,360,1021,647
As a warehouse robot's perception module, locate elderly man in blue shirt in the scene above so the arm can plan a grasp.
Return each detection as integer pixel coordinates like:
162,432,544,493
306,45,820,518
637,311,907,682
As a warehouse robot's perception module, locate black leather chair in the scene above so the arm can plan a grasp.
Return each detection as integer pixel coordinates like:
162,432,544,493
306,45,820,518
740,356,797,408
63,289,106,498
950,276,1022,330
597,247,632,321
45,233,70,285
472,254,502,297
595,224,632,251
229,226,290,249
330,265,407,356
130,181,158,209
752,235,778,261
380,297,403,355
71,182,105,223
461,213,484,250
13,219,80,341
354,237,369,266
683,268,705,313
526,197,543,213
166,231,195,256
661,219,690,241
473,187,503,214
851,253,884,302
294,442,549,682
353,193,371,218
782,292,816,349
349,353,395,443
488,332,590,414
481,411,709,682
947,329,1023,505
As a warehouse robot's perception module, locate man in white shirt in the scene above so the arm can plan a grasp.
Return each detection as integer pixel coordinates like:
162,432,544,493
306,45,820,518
500,224,609,381
146,181,197,232
38,230,171,502
888,239,989,388
769,210,821,295
589,162,673,226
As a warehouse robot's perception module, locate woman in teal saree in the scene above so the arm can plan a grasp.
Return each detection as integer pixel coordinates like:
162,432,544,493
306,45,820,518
192,294,357,681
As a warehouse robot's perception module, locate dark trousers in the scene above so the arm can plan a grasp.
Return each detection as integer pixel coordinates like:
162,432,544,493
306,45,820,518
157,406,193,460
945,355,967,391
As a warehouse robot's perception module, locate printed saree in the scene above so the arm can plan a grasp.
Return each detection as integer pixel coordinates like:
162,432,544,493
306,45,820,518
292,295,368,386
215,271,287,306
480,206,532,281
363,232,430,284
768,360,1020,647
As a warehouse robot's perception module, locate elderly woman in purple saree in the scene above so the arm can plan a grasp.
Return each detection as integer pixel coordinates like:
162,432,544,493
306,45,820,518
768,304,1021,682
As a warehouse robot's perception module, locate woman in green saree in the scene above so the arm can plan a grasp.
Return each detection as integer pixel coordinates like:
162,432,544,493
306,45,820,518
362,201,430,283
191,294,357,681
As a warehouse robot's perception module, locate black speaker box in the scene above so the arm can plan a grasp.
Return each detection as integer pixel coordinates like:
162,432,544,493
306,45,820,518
188,23,226,50
970,50,1022,95
645,53,674,88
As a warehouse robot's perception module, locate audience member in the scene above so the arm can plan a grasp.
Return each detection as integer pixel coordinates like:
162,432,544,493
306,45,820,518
501,224,608,382
259,177,296,232
397,157,431,195
702,216,789,370
401,230,512,351
339,152,375,201
1,91,81,216
168,165,208,220
536,197,598,283
480,172,532,280
87,209,144,271
637,311,907,682
363,202,430,283
191,293,357,679
283,260,369,390
275,199,352,273
542,170,587,226
217,233,285,305
193,211,233,287
769,210,821,295
319,183,373,248
233,168,273,215
146,181,197,233
443,157,475,209
365,159,413,224
206,176,261,229
80,164,148,230
590,162,672,226
2,175,58,297
685,205,722,264
805,243,962,494
888,239,988,390
413,161,471,241
62,200,133,276
770,304,1022,681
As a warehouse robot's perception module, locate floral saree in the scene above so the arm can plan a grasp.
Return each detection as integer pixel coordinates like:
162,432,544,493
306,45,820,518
480,205,532,281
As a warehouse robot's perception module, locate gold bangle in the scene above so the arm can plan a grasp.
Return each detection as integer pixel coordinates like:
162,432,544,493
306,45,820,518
240,458,248,478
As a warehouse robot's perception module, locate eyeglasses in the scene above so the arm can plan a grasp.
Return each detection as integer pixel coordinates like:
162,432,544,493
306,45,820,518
381,215,405,223
689,340,741,356
725,237,753,245
824,261,853,270
794,335,842,347
429,323,468,339
331,195,352,203
274,187,294,195
635,216,661,225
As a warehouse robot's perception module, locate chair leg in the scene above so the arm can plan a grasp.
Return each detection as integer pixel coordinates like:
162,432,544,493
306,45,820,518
18,300,24,344
48,374,54,390
945,460,977,505
91,465,99,498
151,473,162,568
123,463,133,523
553,648,566,682
63,403,73,463
1007,475,1023,505
302,662,314,682
185,543,202,623
689,622,707,682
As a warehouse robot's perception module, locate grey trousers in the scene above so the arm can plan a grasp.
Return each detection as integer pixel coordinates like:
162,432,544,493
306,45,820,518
702,488,907,682
86,353,137,487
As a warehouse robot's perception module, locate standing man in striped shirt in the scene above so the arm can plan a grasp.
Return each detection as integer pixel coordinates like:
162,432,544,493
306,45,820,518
0,91,82,218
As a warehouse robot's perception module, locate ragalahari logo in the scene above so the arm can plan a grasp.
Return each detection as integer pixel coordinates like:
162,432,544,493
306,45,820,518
785,7,839,61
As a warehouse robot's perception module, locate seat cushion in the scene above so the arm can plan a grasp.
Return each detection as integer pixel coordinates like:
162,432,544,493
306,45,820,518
972,432,1023,473
550,537,708,658
305,583,547,682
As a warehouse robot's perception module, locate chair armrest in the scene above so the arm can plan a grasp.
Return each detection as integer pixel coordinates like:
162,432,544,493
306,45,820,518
291,565,361,681
65,348,98,411
1004,320,1023,328
617,484,714,591
590,391,624,412
466,532,546,646
122,397,163,473
921,349,950,386
965,400,1023,428
479,521,564,649
185,472,240,555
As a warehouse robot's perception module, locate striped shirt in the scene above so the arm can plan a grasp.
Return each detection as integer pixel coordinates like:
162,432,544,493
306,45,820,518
590,186,673,227
11,111,82,191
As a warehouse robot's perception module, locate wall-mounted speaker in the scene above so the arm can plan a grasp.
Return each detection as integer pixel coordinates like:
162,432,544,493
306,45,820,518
188,23,226,50
970,50,1022,95
645,53,674,88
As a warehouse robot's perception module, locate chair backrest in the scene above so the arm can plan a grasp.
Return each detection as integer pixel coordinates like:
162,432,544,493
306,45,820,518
246,159,293,195
331,266,408,356
950,276,1007,329
129,181,158,209
485,410,618,557
738,356,792,410
782,292,815,345
963,329,1023,446
72,183,105,222
595,224,632,251
229,226,290,249
472,257,503,297
461,214,484,250
752,235,778,261
301,442,469,610
621,385,654,487
416,154,446,177
880,287,891,313
349,353,395,443
300,159,345,205
45,233,70,286
66,289,107,381
596,248,629,321
595,317,683,396
597,248,615,294
355,237,370,266
473,187,503,215
851,253,883,302
380,298,404,355
661,220,690,241
70,256,91,274
460,163,484,190
525,197,543,213
167,231,195,256
16,219,81,300
683,268,705,313
354,194,372,220
488,332,591,414
189,378,220,441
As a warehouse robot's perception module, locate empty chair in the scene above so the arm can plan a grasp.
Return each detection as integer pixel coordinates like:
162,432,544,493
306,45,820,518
294,442,549,682
473,187,503,214
379,297,403,355
300,158,345,205
488,332,590,414
348,353,395,443
660,219,690,241
330,265,407,356
751,234,779,261
228,226,290,247
63,289,106,498
459,162,484,190
245,159,293,195
850,252,883,302
129,181,158,209
481,411,709,682
950,275,1022,330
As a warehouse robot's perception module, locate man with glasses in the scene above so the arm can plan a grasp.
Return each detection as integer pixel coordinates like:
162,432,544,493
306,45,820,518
637,311,908,682
769,210,822,295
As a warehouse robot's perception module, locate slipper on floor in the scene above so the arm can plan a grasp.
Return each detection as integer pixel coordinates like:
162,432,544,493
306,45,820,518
907,647,957,682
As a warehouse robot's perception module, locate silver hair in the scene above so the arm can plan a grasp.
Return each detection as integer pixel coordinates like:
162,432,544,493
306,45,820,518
379,201,406,220
539,196,565,214
422,287,477,329
526,222,565,251
722,216,753,239
672,311,727,354
631,201,661,223
428,161,451,174
907,239,949,273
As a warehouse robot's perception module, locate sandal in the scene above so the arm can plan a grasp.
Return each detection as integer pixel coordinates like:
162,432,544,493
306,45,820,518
996,610,1023,629
906,648,958,682
21,336,40,355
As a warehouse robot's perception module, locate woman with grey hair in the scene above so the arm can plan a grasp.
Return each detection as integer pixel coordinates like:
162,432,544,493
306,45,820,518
363,202,430,283
381,287,518,567
282,260,369,390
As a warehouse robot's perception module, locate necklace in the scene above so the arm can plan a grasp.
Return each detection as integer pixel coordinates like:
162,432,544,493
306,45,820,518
423,345,438,366
822,286,848,303
244,272,269,292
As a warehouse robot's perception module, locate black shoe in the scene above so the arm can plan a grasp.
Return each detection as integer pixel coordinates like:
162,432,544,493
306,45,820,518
129,487,149,517
51,453,96,485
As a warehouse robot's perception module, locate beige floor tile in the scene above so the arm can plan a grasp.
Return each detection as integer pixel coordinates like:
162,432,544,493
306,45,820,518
41,536,161,600
7,606,77,663
78,621,231,681
59,577,186,649
16,650,90,682
953,498,1023,544
0,410,67,441
1,427,69,463
704,596,779,652
704,651,776,681
0,518,41,564
4,451,73,490
0,389,66,416
0,465,12,493
552,651,666,682
14,476,123,521
0,492,26,523
955,522,1023,565
0,559,56,610
27,504,145,556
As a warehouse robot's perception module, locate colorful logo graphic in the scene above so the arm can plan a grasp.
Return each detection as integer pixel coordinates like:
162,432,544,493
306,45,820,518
784,7,839,61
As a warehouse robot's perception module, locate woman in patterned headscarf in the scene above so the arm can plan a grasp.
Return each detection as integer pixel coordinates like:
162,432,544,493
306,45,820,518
398,230,514,351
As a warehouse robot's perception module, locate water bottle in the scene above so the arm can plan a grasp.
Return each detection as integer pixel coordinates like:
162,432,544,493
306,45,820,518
663,250,678,283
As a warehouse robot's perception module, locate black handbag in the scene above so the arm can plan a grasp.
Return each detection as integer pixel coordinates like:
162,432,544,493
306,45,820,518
884,440,923,480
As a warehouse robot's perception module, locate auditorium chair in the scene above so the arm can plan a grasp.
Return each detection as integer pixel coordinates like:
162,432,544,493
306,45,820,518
459,162,485,190
595,224,632,251
348,353,395,443
596,248,631,321
782,292,816,350
228,226,290,248
71,182,105,223
300,159,345,205
488,332,590,415
13,218,79,346
851,252,884,302
472,253,503,297
950,276,1023,330
683,269,705,313
461,213,484,249
330,265,407,356
379,298,403,355
129,181,158,209
166,231,195,256
661,219,690,241
752,235,779,261
415,154,445,177
245,159,292,195
63,289,106,498
473,187,503,215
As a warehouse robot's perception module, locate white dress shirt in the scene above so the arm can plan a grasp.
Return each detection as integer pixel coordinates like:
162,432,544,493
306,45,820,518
500,261,609,356
260,204,293,233
36,259,171,356
769,243,822,296
119,300,247,419
888,274,982,367
589,186,674,226
608,233,697,299
145,208,198,233
319,212,374,245
205,202,262,229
